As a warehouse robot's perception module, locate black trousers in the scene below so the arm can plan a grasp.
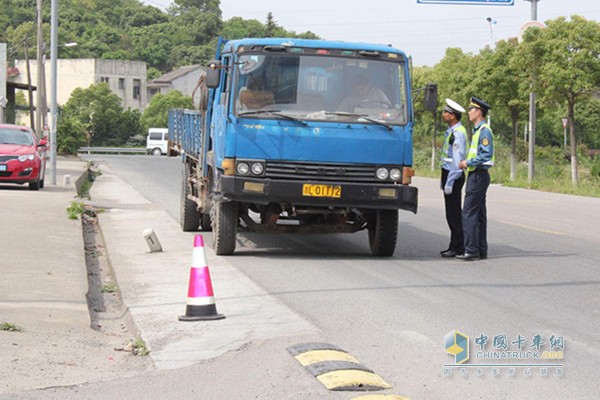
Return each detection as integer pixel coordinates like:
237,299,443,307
441,168,465,253
462,169,490,256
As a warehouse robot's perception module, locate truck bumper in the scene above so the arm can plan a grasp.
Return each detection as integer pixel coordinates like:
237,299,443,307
220,176,418,213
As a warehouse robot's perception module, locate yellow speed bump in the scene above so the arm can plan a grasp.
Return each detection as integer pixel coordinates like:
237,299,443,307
287,343,391,392
295,350,359,366
317,369,392,391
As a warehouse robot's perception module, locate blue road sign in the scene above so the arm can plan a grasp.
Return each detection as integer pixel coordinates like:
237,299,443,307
417,0,514,5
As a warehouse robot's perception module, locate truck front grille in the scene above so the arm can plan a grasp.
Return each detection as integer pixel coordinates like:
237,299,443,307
265,161,377,183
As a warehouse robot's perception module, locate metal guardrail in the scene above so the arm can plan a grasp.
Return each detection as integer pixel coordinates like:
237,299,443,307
77,147,147,155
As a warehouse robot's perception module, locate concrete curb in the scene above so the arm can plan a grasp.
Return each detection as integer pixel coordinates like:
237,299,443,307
90,162,318,370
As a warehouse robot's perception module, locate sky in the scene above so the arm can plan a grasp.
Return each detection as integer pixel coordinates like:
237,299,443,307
142,0,600,66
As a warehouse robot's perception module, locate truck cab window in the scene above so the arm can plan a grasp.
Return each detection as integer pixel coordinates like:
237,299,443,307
234,53,407,126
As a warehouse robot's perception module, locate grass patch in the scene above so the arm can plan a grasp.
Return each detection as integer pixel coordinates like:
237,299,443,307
101,282,117,293
0,322,23,332
66,201,86,220
132,336,150,357
413,136,600,197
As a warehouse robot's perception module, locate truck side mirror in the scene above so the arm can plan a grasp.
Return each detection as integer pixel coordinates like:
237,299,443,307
424,83,438,111
206,60,222,88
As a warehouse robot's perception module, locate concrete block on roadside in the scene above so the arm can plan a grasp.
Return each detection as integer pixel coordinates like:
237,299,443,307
143,228,163,253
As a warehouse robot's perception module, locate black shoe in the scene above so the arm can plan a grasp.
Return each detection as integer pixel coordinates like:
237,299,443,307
440,248,451,255
441,249,457,258
456,253,480,260
480,254,488,260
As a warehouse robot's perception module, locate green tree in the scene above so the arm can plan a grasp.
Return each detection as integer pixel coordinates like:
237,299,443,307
62,83,127,146
534,16,600,184
130,22,188,70
141,90,193,131
117,108,144,145
479,38,529,180
265,12,277,38
57,116,87,155
221,17,266,39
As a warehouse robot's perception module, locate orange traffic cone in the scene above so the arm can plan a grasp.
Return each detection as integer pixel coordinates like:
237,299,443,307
179,234,225,321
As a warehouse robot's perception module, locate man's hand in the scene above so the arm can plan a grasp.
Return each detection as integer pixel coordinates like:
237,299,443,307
459,160,468,170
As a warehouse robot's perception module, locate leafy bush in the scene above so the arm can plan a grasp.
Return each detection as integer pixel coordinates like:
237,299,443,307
57,116,87,155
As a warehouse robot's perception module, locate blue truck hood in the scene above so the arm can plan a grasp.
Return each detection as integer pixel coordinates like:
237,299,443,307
225,119,413,166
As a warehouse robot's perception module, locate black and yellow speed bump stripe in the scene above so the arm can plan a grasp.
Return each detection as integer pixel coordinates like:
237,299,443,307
287,342,391,391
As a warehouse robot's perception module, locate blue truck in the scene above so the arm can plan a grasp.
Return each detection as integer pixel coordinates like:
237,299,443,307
169,37,423,256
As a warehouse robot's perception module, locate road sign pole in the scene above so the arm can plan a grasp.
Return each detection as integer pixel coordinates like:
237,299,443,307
562,118,568,150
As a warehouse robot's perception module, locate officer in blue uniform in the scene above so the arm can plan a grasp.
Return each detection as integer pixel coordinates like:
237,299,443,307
440,98,467,258
457,97,494,260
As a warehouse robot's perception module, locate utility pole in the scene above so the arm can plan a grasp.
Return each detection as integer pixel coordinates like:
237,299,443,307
524,0,540,184
24,39,36,129
49,0,58,185
36,0,44,136
0,43,6,124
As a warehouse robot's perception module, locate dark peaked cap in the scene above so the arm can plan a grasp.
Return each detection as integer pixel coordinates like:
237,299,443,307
468,96,492,112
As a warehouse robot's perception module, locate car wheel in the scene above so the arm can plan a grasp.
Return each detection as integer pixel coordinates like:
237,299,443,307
39,177,45,189
152,148,162,156
368,209,398,257
29,179,41,191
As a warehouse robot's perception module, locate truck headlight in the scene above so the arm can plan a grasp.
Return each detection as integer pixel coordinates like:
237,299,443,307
251,162,264,175
376,167,389,180
389,168,402,181
236,162,250,175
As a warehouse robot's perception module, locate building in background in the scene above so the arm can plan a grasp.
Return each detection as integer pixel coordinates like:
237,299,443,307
147,65,205,105
12,59,147,115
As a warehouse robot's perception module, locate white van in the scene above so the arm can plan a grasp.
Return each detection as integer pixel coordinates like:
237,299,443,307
146,128,169,156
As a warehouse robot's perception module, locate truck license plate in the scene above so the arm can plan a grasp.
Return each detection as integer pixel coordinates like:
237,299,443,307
302,184,341,198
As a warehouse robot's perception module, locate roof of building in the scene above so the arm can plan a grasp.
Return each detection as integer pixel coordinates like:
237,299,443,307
150,65,206,85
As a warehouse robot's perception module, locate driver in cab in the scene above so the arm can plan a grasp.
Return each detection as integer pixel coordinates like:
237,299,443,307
238,75,274,110
337,73,390,113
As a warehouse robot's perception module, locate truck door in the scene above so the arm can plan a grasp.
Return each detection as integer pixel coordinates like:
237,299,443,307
211,55,232,174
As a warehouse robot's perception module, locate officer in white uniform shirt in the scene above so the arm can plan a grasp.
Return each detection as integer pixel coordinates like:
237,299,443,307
440,98,467,258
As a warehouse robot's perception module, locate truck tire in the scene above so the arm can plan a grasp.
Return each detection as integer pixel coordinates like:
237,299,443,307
368,209,398,257
200,213,212,231
180,163,200,232
212,201,238,255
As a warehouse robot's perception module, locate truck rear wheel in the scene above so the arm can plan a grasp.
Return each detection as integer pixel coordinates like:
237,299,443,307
368,209,398,257
212,201,238,255
180,163,200,232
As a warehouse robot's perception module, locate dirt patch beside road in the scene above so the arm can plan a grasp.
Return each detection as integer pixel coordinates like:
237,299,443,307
0,164,151,396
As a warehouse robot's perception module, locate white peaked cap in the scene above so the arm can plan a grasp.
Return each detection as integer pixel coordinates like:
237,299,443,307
444,98,466,114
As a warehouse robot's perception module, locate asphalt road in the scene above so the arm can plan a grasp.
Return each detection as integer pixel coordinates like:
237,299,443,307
64,154,600,399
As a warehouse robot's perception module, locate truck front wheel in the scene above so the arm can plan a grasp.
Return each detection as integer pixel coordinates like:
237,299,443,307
368,209,398,257
212,201,238,255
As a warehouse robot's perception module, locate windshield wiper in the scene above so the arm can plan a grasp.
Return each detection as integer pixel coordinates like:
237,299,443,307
238,109,307,126
325,112,393,131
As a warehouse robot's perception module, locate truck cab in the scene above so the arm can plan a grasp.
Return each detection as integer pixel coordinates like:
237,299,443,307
176,38,418,256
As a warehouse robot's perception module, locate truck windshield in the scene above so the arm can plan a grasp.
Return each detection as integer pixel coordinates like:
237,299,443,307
234,53,408,126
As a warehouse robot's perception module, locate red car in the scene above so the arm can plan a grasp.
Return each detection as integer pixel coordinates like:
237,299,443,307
0,124,47,190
